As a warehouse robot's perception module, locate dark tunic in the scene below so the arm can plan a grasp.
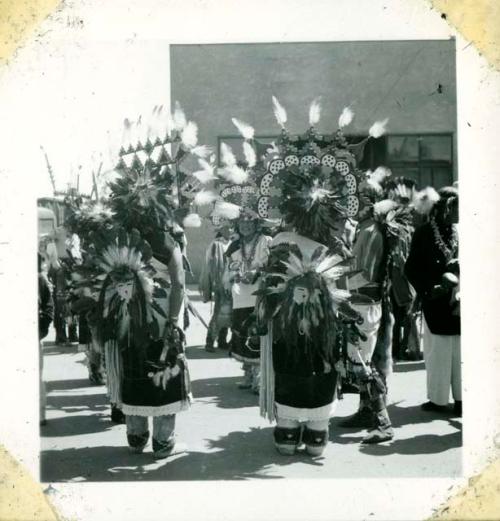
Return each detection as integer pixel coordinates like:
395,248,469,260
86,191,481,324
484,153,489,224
273,336,337,409
405,223,460,336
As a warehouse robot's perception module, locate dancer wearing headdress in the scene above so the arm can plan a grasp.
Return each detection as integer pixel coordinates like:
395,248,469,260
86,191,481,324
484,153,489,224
405,186,461,415
226,209,271,392
74,103,213,456
254,98,381,455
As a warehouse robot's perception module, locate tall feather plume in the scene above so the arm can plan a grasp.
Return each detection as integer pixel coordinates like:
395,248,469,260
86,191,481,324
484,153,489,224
369,118,389,138
191,145,213,158
413,187,440,215
220,142,237,167
122,118,132,148
181,121,198,148
147,105,158,142
192,158,215,183
213,201,241,220
173,101,187,131
309,97,322,126
231,118,254,140
272,96,287,128
243,142,256,168
219,165,248,185
338,107,354,128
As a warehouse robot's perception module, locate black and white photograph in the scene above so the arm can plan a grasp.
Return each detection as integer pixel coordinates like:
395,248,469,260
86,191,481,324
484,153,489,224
37,39,461,481
1,1,499,520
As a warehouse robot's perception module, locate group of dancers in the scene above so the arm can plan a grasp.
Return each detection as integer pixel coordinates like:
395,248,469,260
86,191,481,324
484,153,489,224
39,98,461,458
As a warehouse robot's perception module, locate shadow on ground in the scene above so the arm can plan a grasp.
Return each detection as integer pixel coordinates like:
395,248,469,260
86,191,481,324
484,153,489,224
41,426,327,482
191,376,259,409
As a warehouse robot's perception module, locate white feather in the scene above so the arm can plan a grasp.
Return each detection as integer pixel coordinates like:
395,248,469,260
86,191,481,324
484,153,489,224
309,97,322,126
243,142,256,168
183,213,202,228
122,118,132,148
338,106,354,128
219,165,248,185
213,201,241,220
374,199,398,216
220,142,237,167
413,187,440,215
173,101,187,130
191,145,213,158
272,96,287,128
231,118,255,140
194,189,218,206
370,166,392,185
192,169,215,183
192,159,215,183
181,121,198,148
369,118,389,138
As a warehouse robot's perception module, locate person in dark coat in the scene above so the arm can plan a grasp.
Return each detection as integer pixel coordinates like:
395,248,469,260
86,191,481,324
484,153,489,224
405,186,461,415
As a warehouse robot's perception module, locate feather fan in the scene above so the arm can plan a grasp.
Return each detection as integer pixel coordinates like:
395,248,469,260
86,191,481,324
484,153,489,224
181,121,198,148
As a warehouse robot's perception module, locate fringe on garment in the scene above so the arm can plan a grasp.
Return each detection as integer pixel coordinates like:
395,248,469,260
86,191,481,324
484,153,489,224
259,324,275,423
104,340,123,405
121,396,192,417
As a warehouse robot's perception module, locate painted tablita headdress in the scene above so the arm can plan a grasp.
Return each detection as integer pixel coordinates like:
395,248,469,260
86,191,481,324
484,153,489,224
109,102,215,261
256,99,391,383
255,98,389,245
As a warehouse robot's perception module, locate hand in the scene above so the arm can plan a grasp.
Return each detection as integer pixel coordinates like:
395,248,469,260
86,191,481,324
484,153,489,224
241,270,256,284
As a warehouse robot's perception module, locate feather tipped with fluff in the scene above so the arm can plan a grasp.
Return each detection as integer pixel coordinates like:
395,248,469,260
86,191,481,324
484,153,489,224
272,96,287,128
374,199,398,217
309,97,322,126
191,145,213,158
183,213,202,228
122,118,132,147
213,201,241,220
192,158,215,183
194,189,218,206
243,142,257,168
338,107,354,128
231,118,254,140
173,101,187,130
370,166,392,185
369,118,389,138
413,187,440,215
181,121,198,148
220,142,237,167
219,165,249,185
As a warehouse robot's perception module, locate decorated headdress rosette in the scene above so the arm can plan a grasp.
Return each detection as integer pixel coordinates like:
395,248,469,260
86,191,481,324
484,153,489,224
257,97,389,226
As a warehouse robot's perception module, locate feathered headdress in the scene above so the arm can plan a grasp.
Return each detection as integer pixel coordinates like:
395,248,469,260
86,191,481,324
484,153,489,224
111,103,215,232
255,244,359,361
413,186,440,215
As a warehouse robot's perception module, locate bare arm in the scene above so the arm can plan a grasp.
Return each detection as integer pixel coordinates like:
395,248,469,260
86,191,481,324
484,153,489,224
166,243,185,325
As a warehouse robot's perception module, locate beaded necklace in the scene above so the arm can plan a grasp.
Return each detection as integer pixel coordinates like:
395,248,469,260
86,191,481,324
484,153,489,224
430,216,458,263
240,235,259,271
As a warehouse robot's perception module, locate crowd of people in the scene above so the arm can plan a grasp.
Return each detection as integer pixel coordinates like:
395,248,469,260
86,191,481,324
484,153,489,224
38,99,461,460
